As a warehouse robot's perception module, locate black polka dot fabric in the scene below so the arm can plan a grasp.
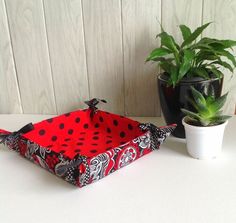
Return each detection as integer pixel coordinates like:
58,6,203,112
47,118,53,123
83,124,89,129
59,123,64,129
23,109,144,158
120,131,125,138
68,129,74,135
39,129,45,136
75,117,80,123
51,136,57,141
113,120,118,126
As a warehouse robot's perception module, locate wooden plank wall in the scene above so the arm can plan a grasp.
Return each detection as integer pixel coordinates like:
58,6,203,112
0,0,235,116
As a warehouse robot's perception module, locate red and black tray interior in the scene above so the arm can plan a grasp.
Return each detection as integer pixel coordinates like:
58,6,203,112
23,109,144,159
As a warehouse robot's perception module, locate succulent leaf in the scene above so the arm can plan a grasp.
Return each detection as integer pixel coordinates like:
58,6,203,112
190,86,206,108
181,87,231,126
208,93,228,111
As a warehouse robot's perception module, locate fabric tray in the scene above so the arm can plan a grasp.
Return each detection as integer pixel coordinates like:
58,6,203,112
0,99,176,187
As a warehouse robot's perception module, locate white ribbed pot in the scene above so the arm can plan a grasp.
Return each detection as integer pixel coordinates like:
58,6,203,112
182,117,228,160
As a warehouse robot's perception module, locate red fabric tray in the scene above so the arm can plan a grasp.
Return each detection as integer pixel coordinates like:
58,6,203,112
0,100,176,187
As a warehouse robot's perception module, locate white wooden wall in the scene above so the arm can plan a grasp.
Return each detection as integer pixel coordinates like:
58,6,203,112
0,0,236,116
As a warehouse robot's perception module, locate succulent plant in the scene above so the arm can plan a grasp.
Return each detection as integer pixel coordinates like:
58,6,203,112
181,86,231,126
146,22,236,87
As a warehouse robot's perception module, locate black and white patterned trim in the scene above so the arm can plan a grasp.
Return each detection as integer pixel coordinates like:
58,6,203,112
0,123,34,152
139,123,176,150
79,156,90,187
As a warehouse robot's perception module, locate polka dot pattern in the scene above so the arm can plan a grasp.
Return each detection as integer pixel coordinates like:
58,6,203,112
94,123,100,128
39,129,45,136
59,123,64,129
68,129,74,135
46,118,53,123
51,136,57,141
113,120,118,126
128,124,133,130
99,116,104,122
23,109,143,158
75,117,80,123
120,131,125,138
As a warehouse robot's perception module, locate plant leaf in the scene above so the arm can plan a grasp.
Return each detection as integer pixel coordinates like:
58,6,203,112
195,50,220,65
178,49,195,81
190,43,213,50
146,48,172,62
169,65,179,86
157,32,179,53
209,115,231,125
206,85,216,99
216,49,236,67
159,60,173,74
200,119,211,126
181,108,202,120
219,40,236,49
209,93,228,111
198,38,236,50
179,25,192,41
191,67,210,79
190,86,206,109
181,22,211,47
210,65,224,78
210,60,234,72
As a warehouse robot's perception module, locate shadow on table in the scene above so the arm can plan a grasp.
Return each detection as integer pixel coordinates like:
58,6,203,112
164,137,189,157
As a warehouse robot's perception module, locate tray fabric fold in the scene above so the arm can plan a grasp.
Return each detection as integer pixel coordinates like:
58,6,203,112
0,99,176,187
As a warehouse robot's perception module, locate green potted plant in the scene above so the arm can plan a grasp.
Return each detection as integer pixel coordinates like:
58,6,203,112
146,22,236,138
181,87,231,159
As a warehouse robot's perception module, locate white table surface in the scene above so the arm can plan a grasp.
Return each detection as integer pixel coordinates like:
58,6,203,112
0,114,236,223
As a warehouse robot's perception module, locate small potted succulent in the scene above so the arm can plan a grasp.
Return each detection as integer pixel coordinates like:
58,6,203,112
181,87,231,159
146,22,236,138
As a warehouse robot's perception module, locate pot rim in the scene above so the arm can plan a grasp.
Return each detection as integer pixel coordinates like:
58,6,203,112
182,116,228,129
157,73,222,85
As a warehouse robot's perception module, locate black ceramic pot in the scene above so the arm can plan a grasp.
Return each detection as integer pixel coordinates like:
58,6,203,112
158,73,223,138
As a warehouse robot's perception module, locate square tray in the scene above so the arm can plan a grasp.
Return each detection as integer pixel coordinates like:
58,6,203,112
0,100,176,187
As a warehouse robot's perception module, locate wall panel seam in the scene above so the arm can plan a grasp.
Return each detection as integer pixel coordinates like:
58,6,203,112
120,0,125,116
3,0,23,113
80,0,91,100
201,0,204,26
41,0,58,114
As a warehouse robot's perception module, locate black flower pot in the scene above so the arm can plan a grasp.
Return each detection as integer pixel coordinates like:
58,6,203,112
157,73,223,138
